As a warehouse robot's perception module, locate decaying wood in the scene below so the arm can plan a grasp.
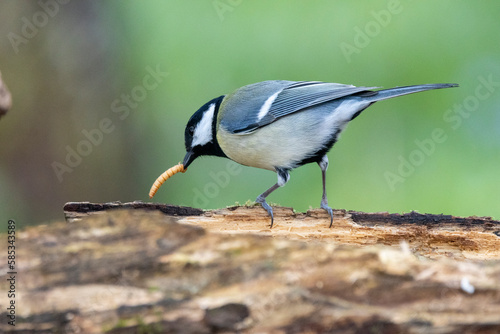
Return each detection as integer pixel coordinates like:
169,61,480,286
1,205,499,333
64,201,500,261
63,201,203,223
0,70,12,117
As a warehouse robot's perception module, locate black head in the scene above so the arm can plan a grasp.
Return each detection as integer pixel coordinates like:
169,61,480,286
183,95,226,168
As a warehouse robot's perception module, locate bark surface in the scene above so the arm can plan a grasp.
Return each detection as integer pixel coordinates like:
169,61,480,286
1,203,499,333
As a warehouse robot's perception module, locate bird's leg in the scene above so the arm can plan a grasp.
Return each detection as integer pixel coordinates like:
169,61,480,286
256,183,280,228
318,155,334,227
255,168,290,228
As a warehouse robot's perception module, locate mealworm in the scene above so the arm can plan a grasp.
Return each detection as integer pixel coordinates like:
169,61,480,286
149,163,186,198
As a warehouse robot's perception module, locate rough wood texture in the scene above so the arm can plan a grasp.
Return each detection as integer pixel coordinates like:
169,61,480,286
65,202,500,261
1,205,499,333
63,201,203,223
0,70,12,117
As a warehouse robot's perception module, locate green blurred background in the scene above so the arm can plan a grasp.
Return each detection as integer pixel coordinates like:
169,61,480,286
1,1,499,228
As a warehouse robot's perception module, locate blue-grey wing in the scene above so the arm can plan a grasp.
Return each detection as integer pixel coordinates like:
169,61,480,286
223,81,377,134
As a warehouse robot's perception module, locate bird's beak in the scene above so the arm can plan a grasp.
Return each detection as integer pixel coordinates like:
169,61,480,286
182,150,196,169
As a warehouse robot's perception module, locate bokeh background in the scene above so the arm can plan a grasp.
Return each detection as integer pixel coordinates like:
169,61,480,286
1,1,499,228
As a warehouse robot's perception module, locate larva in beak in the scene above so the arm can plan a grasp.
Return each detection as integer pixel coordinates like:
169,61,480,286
149,163,187,198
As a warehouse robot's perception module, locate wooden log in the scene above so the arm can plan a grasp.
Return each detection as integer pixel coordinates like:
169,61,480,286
64,201,500,261
1,205,499,333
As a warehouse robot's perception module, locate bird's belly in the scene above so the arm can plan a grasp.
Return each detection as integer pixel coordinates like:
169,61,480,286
217,109,347,171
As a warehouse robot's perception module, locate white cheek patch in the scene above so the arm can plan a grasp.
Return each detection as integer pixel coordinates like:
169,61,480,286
192,103,215,146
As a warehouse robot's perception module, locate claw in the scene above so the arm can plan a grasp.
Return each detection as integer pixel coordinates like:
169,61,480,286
256,182,281,228
318,155,334,228
256,195,274,228
321,201,334,228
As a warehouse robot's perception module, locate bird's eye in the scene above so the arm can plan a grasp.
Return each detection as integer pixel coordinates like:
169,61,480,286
188,126,195,135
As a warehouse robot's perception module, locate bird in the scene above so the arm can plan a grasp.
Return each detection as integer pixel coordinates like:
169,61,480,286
163,80,458,227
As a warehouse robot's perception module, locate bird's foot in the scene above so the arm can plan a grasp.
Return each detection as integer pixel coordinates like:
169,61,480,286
256,195,274,228
321,200,334,228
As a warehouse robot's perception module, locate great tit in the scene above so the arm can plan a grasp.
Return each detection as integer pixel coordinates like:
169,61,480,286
180,80,458,227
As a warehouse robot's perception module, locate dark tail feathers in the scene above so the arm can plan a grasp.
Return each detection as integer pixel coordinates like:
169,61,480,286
365,83,458,102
